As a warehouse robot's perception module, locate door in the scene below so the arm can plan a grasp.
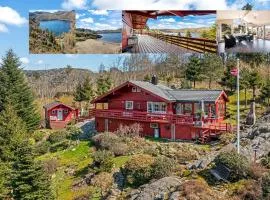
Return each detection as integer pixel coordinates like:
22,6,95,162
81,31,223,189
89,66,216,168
154,128,160,138
57,109,63,121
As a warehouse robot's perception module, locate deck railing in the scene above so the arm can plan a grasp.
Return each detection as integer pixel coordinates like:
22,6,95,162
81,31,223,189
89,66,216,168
145,32,217,53
94,109,194,124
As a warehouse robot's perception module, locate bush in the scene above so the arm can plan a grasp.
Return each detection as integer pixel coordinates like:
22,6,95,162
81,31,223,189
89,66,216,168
92,133,119,150
48,130,68,144
50,140,70,152
43,158,58,174
92,150,114,173
261,154,270,169
151,156,176,179
34,141,50,155
32,130,46,142
91,172,113,196
232,180,263,200
262,172,270,198
219,132,235,145
115,123,142,138
66,125,83,140
214,151,250,182
123,154,154,186
110,142,129,156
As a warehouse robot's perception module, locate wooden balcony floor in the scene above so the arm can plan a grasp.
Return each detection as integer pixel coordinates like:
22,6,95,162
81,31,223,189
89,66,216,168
131,35,196,54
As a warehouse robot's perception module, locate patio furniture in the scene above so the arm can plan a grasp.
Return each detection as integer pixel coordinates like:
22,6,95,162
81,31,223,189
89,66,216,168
224,34,236,48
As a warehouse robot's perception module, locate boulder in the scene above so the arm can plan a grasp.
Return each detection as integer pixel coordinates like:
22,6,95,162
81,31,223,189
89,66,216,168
128,177,183,200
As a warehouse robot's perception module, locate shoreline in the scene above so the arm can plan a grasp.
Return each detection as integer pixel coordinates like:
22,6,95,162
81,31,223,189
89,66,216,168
75,38,121,54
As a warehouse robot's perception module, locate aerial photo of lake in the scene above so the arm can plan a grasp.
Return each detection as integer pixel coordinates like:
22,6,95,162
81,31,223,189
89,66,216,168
99,33,122,43
39,20,71,36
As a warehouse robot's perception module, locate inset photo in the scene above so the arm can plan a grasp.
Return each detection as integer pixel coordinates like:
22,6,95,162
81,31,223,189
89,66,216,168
29,10,76,54
217,10,270,53
75,10,122,54
122,10,217,54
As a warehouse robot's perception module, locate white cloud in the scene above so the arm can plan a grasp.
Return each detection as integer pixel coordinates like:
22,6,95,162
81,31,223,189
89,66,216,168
19,57,30,64
36,60,44,64
0,24,8,32
0,6,27,26
92,0,231,10
80,17,94,23
61,0,88,10
88,10,109,15
160,18,176,23
76,13,86,19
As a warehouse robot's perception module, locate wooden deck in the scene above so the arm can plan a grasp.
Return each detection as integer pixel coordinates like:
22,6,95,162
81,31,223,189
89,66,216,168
131,35,195,54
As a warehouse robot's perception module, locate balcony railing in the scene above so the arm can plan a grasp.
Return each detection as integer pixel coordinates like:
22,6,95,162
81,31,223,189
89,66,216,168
146,32,217,53
94,109,194,124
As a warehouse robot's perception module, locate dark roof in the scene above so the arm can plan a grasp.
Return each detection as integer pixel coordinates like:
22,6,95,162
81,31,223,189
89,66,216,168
130,81,227,103
167,90,225,102
43,101,75,110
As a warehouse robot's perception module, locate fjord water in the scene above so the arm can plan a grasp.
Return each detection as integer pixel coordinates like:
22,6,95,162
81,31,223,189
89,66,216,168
39,20,71,36
99,33,121,43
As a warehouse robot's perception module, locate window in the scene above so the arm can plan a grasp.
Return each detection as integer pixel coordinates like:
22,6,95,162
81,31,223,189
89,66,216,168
51,110,56,114
125,101,133,110
147,102,166,113
132,87,141,93
184,103,192,114
64,109,69,114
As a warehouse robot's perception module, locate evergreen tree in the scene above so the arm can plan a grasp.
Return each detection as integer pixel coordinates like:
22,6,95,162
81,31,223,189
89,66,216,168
185,55,202,88
246,70,262,100
0,161,11,199
185,30,191,38
82,76,94,101
201,53,223,89
0,49,40,132
74,83,84,103
261,78,270,106
96,75,112,96
11,140,54,200
242,3,253,10
219,58,237,92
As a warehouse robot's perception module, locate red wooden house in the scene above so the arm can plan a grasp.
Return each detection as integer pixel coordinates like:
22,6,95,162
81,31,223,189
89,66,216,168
44,101,78,129
91,77,233,143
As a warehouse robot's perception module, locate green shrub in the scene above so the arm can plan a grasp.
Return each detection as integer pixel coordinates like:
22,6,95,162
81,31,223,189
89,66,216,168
91,172,113,197
32,130,45,142
92,133,119,150
43,158,58,174
123,154,154,186
110,142,129,156
66,125,83,140
231,180,263,200
219,132,235,145
151,156,176,179
92,150,114,173
48,130,67,144
34,141,50,155
213,151,250,182
115,123,142,138
49,140,70,152
262,172,270,198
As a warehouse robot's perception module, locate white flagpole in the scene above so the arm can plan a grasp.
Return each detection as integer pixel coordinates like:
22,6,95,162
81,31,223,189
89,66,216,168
237,58,240,154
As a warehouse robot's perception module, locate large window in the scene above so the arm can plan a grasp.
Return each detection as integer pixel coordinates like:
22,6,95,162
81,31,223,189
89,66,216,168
125,101,133,110
184,103,192,114
147,102,167,113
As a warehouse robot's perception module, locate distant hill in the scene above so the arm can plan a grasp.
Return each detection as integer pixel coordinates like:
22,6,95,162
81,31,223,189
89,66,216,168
29,11,75,22
154,27,211,33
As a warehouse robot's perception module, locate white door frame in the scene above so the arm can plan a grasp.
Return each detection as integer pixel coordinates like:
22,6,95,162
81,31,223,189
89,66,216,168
57,109,63,121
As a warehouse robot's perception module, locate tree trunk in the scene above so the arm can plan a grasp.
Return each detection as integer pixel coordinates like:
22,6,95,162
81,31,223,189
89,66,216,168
208,78,212,89
193,80,196,88
253,86,256,101
245,88,247,109
246,101,256,125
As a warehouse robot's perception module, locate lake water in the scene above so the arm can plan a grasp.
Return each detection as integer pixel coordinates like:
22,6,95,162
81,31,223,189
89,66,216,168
99,33,121,43
39,20,71,36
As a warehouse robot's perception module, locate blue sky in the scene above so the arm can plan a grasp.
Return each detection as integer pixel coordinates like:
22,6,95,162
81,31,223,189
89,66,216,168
76,10,121,30
0,0,270,70
148,14,216,29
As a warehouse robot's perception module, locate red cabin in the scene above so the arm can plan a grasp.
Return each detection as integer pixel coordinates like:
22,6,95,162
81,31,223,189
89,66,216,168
43,101,78,129
91,77,232,143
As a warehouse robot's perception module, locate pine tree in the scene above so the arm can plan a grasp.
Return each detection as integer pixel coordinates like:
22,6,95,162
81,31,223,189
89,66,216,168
82,76,94,101
11,140,54,200
96,75,112,96
219,58,237,92
185,55,202,88
0,161,11,199
0,49,40,132
185,30,191,38
261,78,270,106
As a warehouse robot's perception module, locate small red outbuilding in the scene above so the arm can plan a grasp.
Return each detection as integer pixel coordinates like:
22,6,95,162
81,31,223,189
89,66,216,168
43,101,78,129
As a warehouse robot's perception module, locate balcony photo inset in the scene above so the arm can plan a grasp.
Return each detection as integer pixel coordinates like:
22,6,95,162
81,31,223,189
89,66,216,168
217,10,270,53
122,10,217,54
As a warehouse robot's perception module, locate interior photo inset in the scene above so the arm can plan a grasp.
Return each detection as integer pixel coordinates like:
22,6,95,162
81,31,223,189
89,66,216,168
29,10,76,54
122,10,217,54
217,10,270,53
75,10,122,54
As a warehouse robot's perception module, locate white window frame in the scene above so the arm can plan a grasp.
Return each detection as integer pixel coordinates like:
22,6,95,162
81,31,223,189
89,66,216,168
132,87,137,92
147,102,166,114
51,110,56,114
125,101,133,110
